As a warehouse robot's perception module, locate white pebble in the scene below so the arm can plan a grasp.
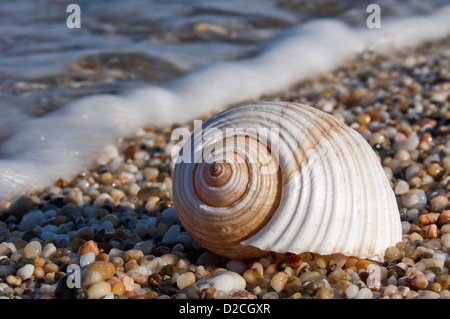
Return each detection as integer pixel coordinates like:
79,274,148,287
41,243,57,259
93,193,114,207
0,243,16,256
80,251,96,267
17,264,34,280
399,132,419,151
133,241,155,255
415,189,427,206
262,291,279,299
355,287,373,299
402,193,419,208
417,290,440,299
109,248,125,259
102,292,115,299
345,284,359,299
406,208,419,219
394,180,409,195
195,271,246,293
87,282,111,299
41,224,59,234
24,241,42,258
387,276,398,285
127,266,148,276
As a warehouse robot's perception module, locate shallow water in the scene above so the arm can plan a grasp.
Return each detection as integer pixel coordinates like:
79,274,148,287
1,0,450,199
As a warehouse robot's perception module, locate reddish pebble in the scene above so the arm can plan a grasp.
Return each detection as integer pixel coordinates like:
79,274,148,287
285,255,302,269
200,287,217,299
438,210,450,226
417,213,438,226
122,275,134,291
33,266,45,279
78,240,99,256
411,272,428,290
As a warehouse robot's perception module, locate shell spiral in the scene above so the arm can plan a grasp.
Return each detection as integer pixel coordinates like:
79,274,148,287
172,101,402,261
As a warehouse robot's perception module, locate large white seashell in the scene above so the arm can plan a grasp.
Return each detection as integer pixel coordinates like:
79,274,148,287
172,101,402,261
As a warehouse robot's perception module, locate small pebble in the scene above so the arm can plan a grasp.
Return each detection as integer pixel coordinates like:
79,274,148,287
87,282,111,299
355,287,373,299
177,271,196,289
394,180,409,195
24,241,42,258
16,264,34,280
85,261,115,281
315,287,334,299
78,240,99,256
195,271,245,294
270,272,288,293
80,251,96,267
225,259,247,275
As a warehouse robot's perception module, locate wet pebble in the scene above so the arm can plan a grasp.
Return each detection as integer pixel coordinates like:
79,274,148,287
195,271,246,294
87,281,111,299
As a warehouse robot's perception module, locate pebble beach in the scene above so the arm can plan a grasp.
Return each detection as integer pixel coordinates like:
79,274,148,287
1,1,450,302
1,31,450,300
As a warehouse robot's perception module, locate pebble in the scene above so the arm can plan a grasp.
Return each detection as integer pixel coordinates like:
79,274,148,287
355,287,373,299
87,281,111,299
177,271,196,289
417,290,440,299
24,241,42,258
225,259,247,275
441,233,450,248
195,271,246,294
16,264,34,280
41,243,57,259
394,180,409,195
80,251,96,267
399,132,419,151
270,272,288,292
162,225,180,243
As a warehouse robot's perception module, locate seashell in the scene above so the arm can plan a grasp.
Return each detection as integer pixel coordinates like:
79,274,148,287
172,101,402,261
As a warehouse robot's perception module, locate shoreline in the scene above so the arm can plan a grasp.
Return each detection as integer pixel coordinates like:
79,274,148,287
0,35,450,299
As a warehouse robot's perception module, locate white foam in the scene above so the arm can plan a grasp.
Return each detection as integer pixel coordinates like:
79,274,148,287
1,6,450,199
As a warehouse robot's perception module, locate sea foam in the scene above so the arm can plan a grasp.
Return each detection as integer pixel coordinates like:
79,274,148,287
1,6,450,199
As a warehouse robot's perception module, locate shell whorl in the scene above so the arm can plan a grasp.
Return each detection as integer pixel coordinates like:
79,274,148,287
172,101,402,261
